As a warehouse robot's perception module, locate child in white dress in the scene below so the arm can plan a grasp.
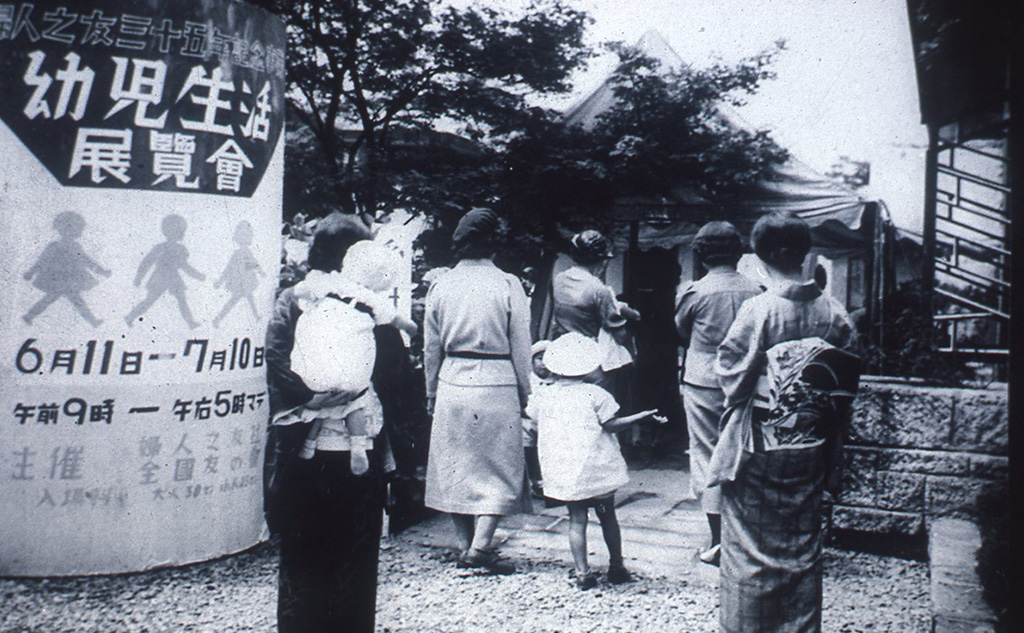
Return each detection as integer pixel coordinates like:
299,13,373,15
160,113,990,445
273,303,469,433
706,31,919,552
526,332,666,589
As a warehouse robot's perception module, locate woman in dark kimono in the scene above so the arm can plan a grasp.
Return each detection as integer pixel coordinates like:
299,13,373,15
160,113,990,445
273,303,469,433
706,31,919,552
710,214,860,633
264,213,406,633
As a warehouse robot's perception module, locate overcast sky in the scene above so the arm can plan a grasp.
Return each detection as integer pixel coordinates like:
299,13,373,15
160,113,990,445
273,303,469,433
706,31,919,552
456,0,930,230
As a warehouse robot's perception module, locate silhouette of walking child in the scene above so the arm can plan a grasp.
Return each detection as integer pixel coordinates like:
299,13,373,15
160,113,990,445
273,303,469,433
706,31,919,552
125,214,205,328
23,211,111,327
212,221,265,327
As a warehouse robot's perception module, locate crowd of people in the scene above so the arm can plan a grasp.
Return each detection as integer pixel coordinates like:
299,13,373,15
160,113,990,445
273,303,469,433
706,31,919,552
263,207,861,633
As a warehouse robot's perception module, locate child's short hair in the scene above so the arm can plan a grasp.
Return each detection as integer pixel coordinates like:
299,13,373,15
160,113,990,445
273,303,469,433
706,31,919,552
342,241,402,292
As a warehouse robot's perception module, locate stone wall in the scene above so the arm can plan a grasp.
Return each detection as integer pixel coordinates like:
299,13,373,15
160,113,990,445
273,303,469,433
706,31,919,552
831,378,1008,538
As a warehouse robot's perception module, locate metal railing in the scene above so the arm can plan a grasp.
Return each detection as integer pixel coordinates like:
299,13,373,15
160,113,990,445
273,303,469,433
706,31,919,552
925,116,1010,356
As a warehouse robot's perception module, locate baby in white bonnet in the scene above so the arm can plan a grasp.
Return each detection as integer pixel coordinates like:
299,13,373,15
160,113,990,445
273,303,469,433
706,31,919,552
289,240,416,469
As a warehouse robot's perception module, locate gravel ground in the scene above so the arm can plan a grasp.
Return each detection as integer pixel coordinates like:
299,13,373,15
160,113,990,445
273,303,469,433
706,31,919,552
0,533,931,633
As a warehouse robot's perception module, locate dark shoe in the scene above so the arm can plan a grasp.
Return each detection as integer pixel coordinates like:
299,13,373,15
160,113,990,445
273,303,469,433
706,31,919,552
574,570,599,590
457,549,515,575
699,543,721,567
607,564,634,584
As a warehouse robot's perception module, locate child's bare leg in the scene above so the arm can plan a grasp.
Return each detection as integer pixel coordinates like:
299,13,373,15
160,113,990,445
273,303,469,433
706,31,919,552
566,502,590,575
245,293,260,318
524,446,542,487
345,407,371,436
451,514,474,553
594,496,623,567
125,290,161,325
213,295,240,327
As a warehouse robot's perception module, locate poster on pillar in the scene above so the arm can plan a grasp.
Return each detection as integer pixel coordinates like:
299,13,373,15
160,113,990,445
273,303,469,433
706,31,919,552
0,0,285,576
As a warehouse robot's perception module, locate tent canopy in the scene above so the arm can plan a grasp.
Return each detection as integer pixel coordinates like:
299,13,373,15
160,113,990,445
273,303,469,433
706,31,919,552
562,31,874,258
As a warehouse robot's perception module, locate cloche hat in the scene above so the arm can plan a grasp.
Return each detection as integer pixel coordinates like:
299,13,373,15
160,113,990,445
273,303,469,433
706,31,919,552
452,207,501,246
692,221,743,261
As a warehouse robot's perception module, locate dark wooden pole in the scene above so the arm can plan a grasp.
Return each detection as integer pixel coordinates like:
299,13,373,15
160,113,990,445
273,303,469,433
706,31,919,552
1006,45,1023,627
920,125,939,328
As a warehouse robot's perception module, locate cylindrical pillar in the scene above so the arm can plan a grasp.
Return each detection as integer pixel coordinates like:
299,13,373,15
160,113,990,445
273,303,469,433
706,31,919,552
0,0,285,576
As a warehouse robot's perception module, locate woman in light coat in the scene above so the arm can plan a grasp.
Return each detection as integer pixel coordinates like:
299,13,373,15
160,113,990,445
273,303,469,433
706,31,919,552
675,221,762,565
423,208,533,574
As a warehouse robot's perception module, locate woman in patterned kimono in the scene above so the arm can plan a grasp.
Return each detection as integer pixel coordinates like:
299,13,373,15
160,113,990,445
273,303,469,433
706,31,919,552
423,208,533,574
711,214,860,633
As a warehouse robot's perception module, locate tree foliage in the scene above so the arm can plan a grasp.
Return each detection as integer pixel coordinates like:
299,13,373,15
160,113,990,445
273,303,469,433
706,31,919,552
256,0,792,275
860,281,974,385
594,41,788,193
251,0,591,216
493,40,790,265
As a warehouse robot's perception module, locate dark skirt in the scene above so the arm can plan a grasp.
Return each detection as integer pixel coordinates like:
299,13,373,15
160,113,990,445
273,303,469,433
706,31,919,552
720,442,826,633
277,450,386,633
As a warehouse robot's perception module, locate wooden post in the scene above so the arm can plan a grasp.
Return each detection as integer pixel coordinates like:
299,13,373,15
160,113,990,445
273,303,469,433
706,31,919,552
624,219,640,303
1007,48,1023,627
863,202,879,353
921,125,940,335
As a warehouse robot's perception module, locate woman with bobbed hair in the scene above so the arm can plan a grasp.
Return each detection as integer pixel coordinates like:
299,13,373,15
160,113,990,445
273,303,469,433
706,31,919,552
674,221,762,566
553,230,640,340
552,230,641,408
710,214,860,633
423,208,533,574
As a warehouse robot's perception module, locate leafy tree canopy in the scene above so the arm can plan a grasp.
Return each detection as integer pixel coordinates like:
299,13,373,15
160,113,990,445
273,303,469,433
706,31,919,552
492,40,790,267
256,1,790,275
251,0,591,217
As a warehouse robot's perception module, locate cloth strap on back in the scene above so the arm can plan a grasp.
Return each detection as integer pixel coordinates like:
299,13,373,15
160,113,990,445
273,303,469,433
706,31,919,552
326,292,374,317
